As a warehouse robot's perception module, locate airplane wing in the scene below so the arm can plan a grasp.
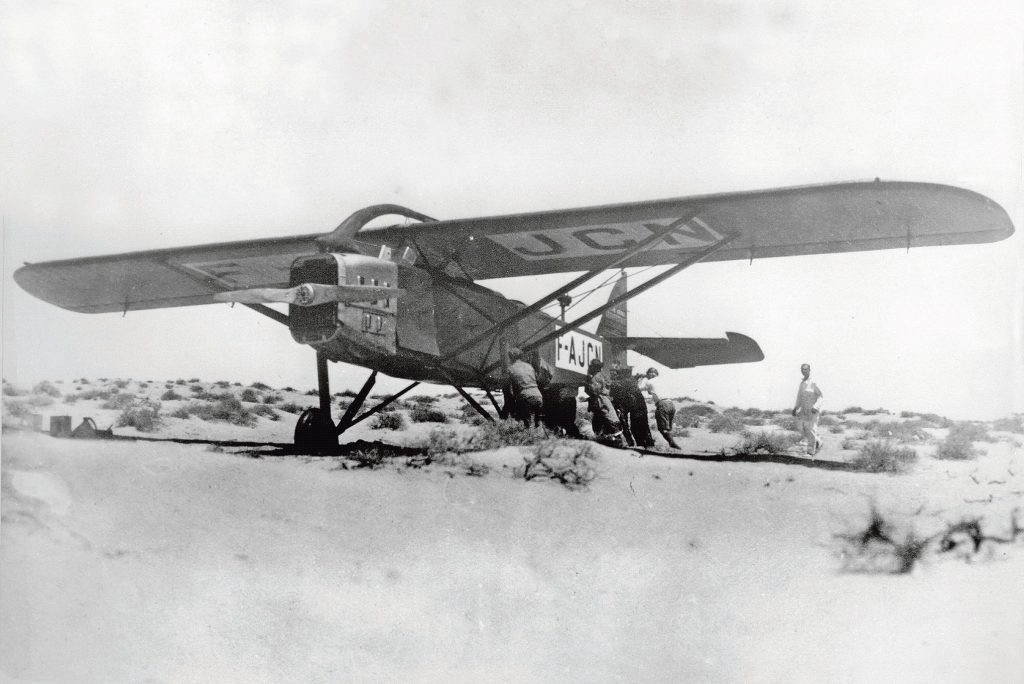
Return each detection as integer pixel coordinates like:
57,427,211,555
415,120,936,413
609,333,765,369
13,235,323,313
359,181,1013,279
13,181,1013,313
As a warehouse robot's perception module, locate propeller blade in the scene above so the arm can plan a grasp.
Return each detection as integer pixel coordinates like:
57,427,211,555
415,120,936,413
214,283,403,306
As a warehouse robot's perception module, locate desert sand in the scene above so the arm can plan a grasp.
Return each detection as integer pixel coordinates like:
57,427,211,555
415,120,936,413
3,379,1023,683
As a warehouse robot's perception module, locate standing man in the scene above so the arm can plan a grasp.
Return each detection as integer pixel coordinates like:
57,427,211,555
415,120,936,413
638,368,678,449
507,348,544,428
585,359,627,447
792,363,823,456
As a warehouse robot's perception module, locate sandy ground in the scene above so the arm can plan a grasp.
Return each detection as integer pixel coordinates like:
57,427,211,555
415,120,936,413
3,383,1024,683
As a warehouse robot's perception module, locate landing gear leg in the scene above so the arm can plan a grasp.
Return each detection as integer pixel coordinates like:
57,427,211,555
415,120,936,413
294,351,338,452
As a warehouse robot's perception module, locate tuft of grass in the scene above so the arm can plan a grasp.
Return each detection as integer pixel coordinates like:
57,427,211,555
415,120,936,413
249,404,280,421
735,430,800,455
515,439,597,490
102,393,139,410
850,440,918,473
770,415,800,432
935,430,980,461
371,411,406,431
410,405,448,423
992,414,1024,433
116,399,163,432
472,419,538,450
863,419,930,443
262,393,282,405
708,413,743,433
278,401,306,415
240,388,260,402
675,404,717,427
409,394,439,405
32,381,61,397
113,379,130,389
160,389,184,401
174,397,256,426
250,381,272,391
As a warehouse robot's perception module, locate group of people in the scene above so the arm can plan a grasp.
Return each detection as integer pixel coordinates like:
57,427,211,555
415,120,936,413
505,346,824,456
503,347,680,450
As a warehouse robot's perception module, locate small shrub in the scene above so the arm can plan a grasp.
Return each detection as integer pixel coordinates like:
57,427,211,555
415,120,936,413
72,388,113,401
305,389,319,396
175,379,186,385
842,406,864,414
850,440,918,473
735,430,800,455
864,420,929,443
282,386,296,392
278,401,306,415
770,415,800,432
116,399,162,432
250,381,272,391
262,394,282,405
240,388,260,402
371,411,406,431
935,431,979,460
4,400,31,419
515,439,597,490
421,427,470,465
829,425,845,434
102,393,138,410
32,381,61,397
410,405,448,423
188,378,200,383
708,413,743,433
27,395,55,407
676,404,717,427
949,421,992,443
161,389,184,401
992,415,1024,433
178,397,256,426
214,380,231,388
4,383,26,396
348,446,388,469
409,395,439,405
190,384,205,393
113,379,130,389
250,404,280,421
472,419,538,449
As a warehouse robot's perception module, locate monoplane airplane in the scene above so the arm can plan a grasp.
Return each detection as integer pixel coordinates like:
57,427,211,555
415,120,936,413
14,181,1014,448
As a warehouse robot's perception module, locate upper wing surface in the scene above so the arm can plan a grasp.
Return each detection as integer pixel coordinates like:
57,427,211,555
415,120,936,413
359,181,1013,279
14,181,1014,313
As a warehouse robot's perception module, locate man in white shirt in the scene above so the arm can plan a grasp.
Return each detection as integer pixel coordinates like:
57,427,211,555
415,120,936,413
791,363,823,456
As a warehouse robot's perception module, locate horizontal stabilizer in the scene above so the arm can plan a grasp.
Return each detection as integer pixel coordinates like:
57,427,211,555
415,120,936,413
214,283,401,306
609,333,764,369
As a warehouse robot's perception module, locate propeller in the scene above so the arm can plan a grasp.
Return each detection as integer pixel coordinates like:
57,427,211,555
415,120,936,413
214,283,402,307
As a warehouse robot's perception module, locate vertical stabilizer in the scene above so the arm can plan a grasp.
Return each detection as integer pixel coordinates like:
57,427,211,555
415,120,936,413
597,271,628,367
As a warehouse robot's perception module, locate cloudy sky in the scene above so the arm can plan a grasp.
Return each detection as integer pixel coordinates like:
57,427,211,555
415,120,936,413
3,0,1021,419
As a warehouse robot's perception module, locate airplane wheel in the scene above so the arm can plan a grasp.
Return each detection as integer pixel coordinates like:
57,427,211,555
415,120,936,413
294,408,337,452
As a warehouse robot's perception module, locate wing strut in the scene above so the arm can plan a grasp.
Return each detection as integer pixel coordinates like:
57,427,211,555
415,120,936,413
162,260,290,326
481,230,740,374
438,211,703,365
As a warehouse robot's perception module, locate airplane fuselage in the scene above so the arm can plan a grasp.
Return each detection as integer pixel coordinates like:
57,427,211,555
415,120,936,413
288,253,605,389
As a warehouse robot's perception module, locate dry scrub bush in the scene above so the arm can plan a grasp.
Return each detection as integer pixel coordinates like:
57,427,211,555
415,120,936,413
240,388,260,402
410,405,448,423
708,413,743,433
172,397,257,427
472,419,538,449
3,382,27,396
515,439,597,490
250,381,271,390
836,506,1024,574
992,414,1024,433
675,404,717,427
278,401,306,415
850,440,918,473
160,389,184,401
32,381,61,397
116,399,163,432
371,411,406,431
102,393,139,410
4,399,31,419
735,430,800,455
935,430,980,461
249,404,280,421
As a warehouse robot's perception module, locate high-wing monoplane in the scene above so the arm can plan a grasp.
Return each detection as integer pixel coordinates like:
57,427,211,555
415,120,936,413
14,181,1014,448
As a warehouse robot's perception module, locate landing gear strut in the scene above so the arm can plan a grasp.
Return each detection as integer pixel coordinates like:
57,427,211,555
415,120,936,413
294,351,338,452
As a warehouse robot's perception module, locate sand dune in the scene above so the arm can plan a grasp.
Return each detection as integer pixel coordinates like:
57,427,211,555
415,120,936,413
3,380,1023,682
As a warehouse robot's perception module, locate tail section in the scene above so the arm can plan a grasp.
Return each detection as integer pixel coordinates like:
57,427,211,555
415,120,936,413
597,271,628,367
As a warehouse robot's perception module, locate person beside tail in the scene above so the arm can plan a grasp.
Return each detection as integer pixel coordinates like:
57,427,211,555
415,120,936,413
585,359,627,447
638,367,678,449
792,363,823,456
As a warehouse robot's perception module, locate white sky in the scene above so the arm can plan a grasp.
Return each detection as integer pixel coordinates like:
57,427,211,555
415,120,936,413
2,0,1022,420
